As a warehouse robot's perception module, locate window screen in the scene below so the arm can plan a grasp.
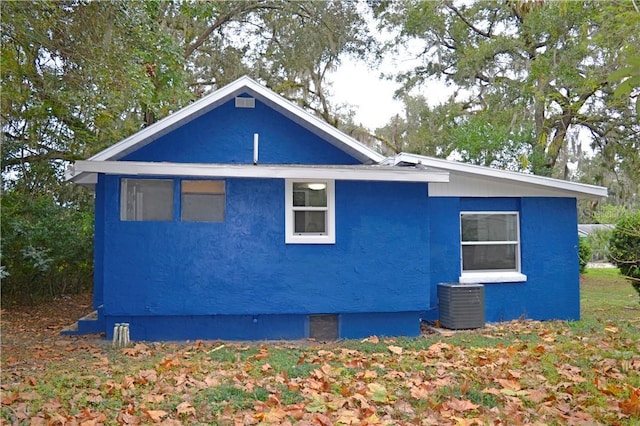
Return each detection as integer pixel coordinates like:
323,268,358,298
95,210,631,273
292,182,328,234
121,179,173,221
181,180,225,222
461,213,520,272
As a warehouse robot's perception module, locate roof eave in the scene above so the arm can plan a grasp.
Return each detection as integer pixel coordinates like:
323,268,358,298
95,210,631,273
67,160,449,184
389,152,608,199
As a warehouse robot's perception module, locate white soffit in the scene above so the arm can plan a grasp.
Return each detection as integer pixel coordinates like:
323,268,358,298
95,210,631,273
67,161,449,184
389,153,607,199
88,76,384,165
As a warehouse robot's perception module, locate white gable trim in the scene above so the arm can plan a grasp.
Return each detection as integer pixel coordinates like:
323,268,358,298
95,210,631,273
89,76,384,164
387,153,607,200
67,160,449,185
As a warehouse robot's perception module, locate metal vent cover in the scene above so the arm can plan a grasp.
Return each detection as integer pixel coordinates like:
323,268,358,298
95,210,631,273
438,283,485,329
309,314,338,340
235,97,255,108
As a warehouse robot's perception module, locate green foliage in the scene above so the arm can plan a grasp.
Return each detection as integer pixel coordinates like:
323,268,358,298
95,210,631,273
578,238,592,273
1,1,370,305
1,188,94,305
378,0,640,205
608,210,640,300
585,228,613,262
374,96,465,156
593,204,630,225
451,113,534,171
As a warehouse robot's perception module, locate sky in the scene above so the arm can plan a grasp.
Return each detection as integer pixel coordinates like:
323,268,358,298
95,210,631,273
328,54,453,131
329,61,404,130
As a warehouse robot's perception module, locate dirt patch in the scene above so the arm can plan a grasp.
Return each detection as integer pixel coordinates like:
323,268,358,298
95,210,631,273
1,293,101,381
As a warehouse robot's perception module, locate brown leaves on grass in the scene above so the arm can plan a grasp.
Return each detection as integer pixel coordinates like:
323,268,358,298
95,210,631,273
2,307,640,425
619,386,640,416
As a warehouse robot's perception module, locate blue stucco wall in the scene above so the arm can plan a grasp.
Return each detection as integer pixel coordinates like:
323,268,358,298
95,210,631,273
96,181,580,340
87,92,581,340
122,95,360,165
428,196,580,322
93,176,105,309
99,176,431,340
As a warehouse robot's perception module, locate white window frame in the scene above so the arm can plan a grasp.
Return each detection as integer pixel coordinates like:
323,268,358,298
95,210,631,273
285,179,335,244
459,211,527,284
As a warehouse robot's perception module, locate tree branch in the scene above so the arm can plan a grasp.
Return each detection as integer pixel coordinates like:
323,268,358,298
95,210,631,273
183,3,280,59
447,4,491,38
2,149,79,169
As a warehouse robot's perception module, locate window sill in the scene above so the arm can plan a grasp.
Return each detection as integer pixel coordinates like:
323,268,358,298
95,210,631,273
459,272,527,284
286,234,335,244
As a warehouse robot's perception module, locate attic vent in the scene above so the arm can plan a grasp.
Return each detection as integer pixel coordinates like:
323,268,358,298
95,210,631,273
235,97,255,108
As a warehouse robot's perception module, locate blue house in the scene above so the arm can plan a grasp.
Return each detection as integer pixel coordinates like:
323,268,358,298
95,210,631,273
66,76,607,341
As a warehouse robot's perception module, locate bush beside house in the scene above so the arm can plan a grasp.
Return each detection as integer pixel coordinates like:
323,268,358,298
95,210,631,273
608,211,640,301
579,238,592,273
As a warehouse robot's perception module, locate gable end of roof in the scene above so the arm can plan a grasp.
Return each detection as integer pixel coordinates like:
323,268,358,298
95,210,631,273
89,76,384,164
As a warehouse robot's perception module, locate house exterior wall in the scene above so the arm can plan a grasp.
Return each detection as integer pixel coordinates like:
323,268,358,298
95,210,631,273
97,176,431,340
85,87,583,341
93,177,106,310
121,95,360,165
428,196,580,322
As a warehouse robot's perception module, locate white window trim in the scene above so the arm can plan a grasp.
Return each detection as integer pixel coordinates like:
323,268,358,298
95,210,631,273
459,211,526,283
285,179,335,244
459,271,527,284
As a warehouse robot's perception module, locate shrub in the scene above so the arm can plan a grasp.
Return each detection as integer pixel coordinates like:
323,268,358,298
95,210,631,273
585,228,613,261
578,237,592,273
608,210,640,301
0,189,94,305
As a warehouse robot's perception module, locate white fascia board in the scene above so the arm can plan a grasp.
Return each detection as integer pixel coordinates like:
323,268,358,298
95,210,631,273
89,76,384,164
90,77,253,161
389,152,608,199
69,160,450,183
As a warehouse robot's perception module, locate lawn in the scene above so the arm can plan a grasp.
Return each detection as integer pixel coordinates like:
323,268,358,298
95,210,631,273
1,270,639,425
581,268,639,322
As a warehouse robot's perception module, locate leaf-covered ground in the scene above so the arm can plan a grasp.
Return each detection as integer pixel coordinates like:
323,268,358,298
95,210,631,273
2,269,639,425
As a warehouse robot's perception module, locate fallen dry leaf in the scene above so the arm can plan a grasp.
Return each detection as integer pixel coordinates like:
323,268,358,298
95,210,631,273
175,401,195,416
444,398,480,413
361,335,379,344
143,409,169,423
387,345,403,355
619,386,640,416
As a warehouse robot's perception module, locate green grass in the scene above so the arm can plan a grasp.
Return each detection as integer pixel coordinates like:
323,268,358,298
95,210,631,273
581,267,640,321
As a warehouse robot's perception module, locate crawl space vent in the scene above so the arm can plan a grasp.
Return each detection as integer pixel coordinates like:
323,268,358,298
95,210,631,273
235,97,255,108
309,315,338,340
438,283,485,329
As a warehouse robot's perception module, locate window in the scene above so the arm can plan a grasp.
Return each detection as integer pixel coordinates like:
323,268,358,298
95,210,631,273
459,212,526,283
181,180,225,222
121,178,173,221
285,180,335,244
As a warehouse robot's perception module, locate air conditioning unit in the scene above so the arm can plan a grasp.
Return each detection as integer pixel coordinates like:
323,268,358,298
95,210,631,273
438,283,485,329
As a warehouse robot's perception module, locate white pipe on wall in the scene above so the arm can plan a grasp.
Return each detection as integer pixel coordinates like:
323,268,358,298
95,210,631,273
253,133,259,165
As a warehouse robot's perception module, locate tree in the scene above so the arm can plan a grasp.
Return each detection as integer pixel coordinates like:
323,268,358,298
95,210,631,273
1,0,372,304
374,95,462,157
1,1,175,304
377,0,640,182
